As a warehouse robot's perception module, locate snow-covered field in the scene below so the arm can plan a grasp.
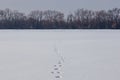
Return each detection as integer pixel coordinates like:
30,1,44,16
0,30,120,80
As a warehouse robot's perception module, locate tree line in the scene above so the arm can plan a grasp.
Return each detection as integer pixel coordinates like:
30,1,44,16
0,8,120,29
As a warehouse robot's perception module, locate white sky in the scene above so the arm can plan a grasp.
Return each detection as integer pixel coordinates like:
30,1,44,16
0,0,120,14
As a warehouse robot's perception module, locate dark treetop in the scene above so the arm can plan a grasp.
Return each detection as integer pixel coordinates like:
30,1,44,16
0,8,120,29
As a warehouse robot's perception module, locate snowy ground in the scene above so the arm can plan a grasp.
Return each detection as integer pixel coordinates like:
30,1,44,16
0,30,120,80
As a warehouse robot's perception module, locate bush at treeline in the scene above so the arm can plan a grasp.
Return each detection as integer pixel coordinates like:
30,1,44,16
0,8,120,29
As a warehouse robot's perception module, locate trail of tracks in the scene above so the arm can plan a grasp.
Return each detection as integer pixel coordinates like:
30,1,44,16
51,44,65,79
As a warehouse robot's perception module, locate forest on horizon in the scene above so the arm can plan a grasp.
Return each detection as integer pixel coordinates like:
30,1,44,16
0,8,120,29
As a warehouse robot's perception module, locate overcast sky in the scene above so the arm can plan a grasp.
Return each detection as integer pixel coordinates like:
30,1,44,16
0,0,120,14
